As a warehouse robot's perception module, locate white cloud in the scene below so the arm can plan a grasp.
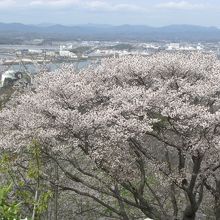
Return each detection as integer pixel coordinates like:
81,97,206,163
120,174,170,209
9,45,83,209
3,0,211,12
83,1,146,12
28,0,147,12
29,0,80,7
155,1,206,10
0,0,16,8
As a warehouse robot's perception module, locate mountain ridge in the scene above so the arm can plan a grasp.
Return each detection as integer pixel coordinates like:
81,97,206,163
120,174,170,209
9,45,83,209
0,23,219,42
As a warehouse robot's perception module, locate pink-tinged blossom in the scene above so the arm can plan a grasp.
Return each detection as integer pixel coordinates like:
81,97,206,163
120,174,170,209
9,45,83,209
0,52,220,180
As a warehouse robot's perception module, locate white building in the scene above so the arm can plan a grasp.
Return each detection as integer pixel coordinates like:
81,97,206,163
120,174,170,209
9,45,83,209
143,43,159,49
46,51,57,57
81,54,89,59
167,43,180,50
28,49,43,54
59,50,77,59
60,44,74,51
196,43,203,51
179,46,196,51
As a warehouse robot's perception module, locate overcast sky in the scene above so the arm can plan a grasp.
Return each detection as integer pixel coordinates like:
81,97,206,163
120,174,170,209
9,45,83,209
0,0,219,26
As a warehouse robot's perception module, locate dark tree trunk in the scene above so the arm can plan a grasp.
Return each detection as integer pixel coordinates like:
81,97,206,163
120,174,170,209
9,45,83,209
214,180,220,220
114,184,129,220
182,154,203,220
215,205,220,220
54,163,59,220
182,206,196,220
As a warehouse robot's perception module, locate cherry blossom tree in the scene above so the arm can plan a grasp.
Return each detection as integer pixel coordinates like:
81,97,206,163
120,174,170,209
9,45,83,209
0,53,220,220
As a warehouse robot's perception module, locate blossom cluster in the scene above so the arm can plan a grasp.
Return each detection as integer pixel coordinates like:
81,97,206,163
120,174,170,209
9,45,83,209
0,52,220,179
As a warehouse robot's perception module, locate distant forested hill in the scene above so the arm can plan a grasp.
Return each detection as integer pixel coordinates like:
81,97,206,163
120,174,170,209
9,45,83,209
0,23,220,42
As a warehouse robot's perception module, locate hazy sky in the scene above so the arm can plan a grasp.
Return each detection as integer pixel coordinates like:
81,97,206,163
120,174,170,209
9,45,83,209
0,0,219,26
